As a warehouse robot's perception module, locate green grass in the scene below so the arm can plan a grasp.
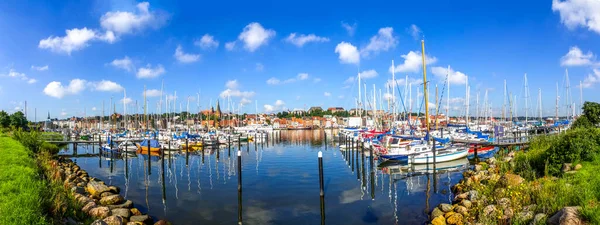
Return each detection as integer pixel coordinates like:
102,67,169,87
0,133,47,225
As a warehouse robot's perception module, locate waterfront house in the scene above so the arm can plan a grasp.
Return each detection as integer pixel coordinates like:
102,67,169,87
327,107,345,113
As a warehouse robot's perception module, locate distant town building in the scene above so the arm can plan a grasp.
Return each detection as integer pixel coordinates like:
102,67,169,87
308,106,323,113
327,107,345,113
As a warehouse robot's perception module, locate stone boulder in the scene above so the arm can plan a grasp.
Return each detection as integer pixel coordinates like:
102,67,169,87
100,195,125,205
107,200,134,209
548,207,586,225
112,208,131,219
87,181,111,198
574,164,582,171
431,207,444,218
501,173,524,187
102,215,124,225
461,199,472,208
89,206,111,219
90,220,109,225
440,203,454,212
130,215,153,224
431,215,446,225
82,201,97,213
446,213,463,225
154,220,170,225
130,208,142,216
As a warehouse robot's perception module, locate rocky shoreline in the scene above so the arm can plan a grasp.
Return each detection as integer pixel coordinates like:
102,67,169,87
429,152,588,225
54,157,170,225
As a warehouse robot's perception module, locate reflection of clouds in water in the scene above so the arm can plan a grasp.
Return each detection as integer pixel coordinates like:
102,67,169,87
245,200,276,225
339,187,362,204
291,203,319,217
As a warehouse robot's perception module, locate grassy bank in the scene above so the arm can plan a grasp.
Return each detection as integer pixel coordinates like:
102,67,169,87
0,131,91,224
0,132,46,224
451,127,600,224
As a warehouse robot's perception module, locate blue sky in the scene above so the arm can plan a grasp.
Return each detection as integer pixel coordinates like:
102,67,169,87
1,0,599,120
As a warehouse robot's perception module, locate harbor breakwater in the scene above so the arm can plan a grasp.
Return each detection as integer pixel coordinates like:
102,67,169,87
53,157,170,225
428,151,588,225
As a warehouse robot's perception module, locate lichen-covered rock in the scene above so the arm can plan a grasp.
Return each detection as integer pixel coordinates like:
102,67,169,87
455,193,468,201
461,199,472,208
89,206,111,218
107,200,133,209
574,164,582,171
454,205,468,216
71,186,86,195
474,164,483,172
153,220,170,225
547,206,584,225
446,213,463,225
101,192,115,198
112,208,131,219
440,203,454,212
468,190,479,201
90,219,109,225
498,197,511,209
82,201,97,213
102,215,124,225
130,208,142,216
432,207,444,218
130,215,152,224
108,186,120,194
87,181,111,198
100,195,125,205
501,173,524,187
562,163,572,173
432,215,446,225
515,210,534,222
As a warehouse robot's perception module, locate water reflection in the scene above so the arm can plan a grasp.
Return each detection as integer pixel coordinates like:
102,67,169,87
60,130,467,225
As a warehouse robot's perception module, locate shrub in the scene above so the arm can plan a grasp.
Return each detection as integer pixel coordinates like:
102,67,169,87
543,128,600,175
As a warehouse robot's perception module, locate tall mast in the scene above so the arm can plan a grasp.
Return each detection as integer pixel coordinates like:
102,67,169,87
446,66,450,123
503,80,507,122
404,75,408,121
579,80,583,116
420,39,430,132
524,73,529,124
144,85,147,131
373,84,376,128
538,88,542,121
123,89,127,131
435,85,439,130
476,90,480,125
358,70,362,117
556,82,559,120
565,69,571,120
391,60,395,122
465,76,469,126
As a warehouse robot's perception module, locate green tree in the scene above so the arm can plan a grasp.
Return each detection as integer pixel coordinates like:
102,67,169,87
582,101,600,126
10,111,28,129
0,110,9,128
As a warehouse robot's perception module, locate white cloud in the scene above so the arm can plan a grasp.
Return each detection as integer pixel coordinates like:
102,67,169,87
38,28,97,54
136,64,165,78
360,27,398,57
560,46,596,66
219,89,255,99
92,107,97,111
313,78,321,83
4,69,37,84
195,34,219,49
552,0,600,34
344,76,355,84
335,42,360,64
266,77,280,85
174,45,200,63
385,77,423,88
264,100,285,112
43,79,86,98
144,89,162,97
431,66,468,85
284,33,329,47
359,69,378,79
256,63,264,71
275,100,285,107
93,80,123,92
324,92,331,97
237,22,275,52
226,79,239,89
341,22,357,36
110,56,135,72
297,73,309,80
582,69,600,88
121,97,133,105
408,24,422,40
31,65,49,71
389,51,437,73
383,93,393,100
225,41,236,51
100,2,167,35
266,73,309,85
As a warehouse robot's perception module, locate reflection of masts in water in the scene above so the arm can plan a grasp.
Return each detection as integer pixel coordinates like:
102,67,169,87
161,155,167,216
187,158,191,191
425,173,431,219
393,182,398,225
144,157,150,211
173,157,179,200
209,153,213,189
124,158,130,198
197,156,202,195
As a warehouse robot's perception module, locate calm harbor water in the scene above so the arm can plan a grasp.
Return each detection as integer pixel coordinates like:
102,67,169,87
60,130,468,225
